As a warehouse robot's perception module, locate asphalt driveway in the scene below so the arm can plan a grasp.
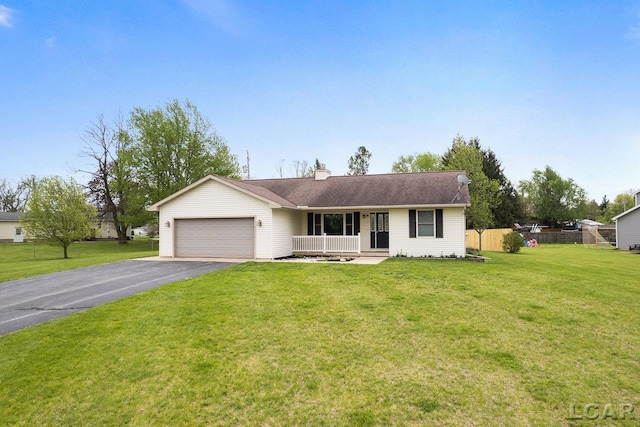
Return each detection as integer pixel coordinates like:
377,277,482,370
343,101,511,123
0,259,236,336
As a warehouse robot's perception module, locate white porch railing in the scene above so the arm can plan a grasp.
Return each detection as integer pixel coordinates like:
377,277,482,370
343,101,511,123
292,233,361,254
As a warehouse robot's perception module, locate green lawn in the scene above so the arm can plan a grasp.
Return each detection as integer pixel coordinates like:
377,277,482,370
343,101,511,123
0,239,158,282
1,245,639,425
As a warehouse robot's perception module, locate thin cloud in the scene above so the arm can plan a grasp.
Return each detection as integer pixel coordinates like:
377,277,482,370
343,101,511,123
179,0,242,35
0,5,16,28
45,36,56,48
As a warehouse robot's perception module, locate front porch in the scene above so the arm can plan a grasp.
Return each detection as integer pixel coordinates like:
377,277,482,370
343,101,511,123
293,210,391,256
292,234,370,255
291,234,389,256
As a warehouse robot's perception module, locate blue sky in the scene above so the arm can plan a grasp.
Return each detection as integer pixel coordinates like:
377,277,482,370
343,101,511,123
1,1,639,202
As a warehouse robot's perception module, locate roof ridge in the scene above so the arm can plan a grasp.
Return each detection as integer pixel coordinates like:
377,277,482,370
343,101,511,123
244,170,466,183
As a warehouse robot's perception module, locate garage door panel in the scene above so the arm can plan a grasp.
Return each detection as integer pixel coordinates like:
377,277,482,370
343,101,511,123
175,218,254,258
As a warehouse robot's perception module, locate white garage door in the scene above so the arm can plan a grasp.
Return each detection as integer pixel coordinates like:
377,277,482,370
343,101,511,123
175,218,254,258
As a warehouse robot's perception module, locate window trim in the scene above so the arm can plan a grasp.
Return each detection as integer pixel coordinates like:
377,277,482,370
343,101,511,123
409,209,443,238
417,209,435,237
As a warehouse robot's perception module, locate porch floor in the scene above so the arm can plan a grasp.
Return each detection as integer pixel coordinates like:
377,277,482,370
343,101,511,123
291,250,389,258
359,250,390,257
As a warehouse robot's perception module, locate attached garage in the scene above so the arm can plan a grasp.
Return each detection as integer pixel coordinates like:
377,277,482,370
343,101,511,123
148,172,470,259
174,218,255,258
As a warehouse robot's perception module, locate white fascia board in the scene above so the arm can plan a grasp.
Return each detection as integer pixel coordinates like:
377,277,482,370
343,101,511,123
147,175,283,211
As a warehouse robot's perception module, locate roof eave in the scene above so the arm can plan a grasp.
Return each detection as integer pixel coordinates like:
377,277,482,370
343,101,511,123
283,203,469,211
146,175,285,211
612,204,640,220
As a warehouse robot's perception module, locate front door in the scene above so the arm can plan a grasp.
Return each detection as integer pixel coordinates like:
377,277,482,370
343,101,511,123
370,212,389,249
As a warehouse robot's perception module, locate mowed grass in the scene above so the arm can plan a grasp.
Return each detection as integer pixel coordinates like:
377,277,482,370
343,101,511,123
0,239,158,282
1,245,639,426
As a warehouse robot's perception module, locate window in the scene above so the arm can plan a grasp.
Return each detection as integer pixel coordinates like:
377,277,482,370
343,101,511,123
418,210,435,237
410,209,443,238
308,212,360,236
323,214,344,235
15,227,22,236
346,213,353,235
314,214,321,235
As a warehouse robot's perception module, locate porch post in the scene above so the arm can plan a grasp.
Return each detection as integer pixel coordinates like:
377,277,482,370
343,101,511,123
323,233,327,254
357,232,361,254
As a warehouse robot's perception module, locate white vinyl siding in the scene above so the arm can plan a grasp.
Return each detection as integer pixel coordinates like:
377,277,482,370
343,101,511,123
272,209,302,258
389,207,466,257
157,180,273,258
0,222,18,241
616,207,640,250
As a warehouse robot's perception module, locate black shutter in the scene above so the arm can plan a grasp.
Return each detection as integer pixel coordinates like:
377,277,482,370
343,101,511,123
436,209,443,238
307,212,313,236
409,210,416,238
354,212,360,234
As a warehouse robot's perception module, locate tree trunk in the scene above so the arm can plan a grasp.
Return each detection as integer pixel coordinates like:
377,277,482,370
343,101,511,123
115,221,129,244
111,210,129,244
63,244,68,259
476,229,485,252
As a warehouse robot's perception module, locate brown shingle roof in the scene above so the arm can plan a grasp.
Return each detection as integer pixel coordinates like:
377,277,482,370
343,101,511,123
216,176,297,208
224,171,470,208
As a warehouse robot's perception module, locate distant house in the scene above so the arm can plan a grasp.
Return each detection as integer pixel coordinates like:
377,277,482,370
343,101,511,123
92,212,131,239
0,212,24,242
1,211,128,242
147,169,471,259
131,227,148,236
613,190,640,250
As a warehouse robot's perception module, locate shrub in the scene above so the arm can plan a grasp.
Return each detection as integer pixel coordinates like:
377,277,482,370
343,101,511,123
502,231,525,253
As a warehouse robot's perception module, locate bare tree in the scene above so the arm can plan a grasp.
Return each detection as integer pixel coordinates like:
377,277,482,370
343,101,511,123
275,159,286,178
77,114,136,243
0,177,34,212
291,160,312,178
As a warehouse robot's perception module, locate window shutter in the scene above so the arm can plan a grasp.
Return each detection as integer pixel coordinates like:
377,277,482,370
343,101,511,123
436,209,443,238
354,212,360,233
409,210,416,238
307,212,313,235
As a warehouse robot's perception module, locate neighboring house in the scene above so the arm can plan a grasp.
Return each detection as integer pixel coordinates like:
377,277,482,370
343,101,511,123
0,212,24,242
1,211,131,242
93,212,131,239
147,169,471,259
613,189,640,250
131,227,148,236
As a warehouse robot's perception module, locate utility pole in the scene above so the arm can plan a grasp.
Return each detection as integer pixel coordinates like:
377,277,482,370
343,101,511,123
242,150,251,180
